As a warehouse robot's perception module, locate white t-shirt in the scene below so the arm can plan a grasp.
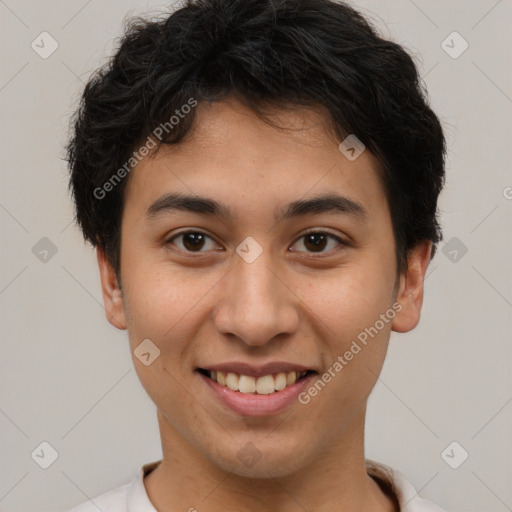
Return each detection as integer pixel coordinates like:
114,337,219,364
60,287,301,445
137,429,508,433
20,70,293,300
64,459,447,511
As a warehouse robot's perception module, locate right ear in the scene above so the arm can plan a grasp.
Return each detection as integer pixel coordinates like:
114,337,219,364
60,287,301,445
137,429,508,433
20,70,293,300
96,248,127,330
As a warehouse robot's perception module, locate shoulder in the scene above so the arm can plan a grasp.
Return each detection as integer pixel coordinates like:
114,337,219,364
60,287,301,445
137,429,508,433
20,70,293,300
62,481,130,512
62,461,161,512
366,459,449,512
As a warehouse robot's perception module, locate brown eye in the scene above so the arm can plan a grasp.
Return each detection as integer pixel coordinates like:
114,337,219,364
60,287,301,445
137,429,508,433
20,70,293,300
291,232,346,254
166,231,218,253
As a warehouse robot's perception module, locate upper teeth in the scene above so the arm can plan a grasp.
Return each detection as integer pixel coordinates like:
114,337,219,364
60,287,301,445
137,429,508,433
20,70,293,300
209,370,308,395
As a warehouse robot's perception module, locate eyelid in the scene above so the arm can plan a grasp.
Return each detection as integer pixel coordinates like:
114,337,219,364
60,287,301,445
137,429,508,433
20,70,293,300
298,227,349,244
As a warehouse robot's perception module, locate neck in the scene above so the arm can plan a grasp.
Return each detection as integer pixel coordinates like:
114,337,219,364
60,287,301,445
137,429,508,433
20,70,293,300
144,406,396,512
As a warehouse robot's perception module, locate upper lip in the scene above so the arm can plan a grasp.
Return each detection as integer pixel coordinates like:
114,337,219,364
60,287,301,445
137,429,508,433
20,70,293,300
198,362,316,378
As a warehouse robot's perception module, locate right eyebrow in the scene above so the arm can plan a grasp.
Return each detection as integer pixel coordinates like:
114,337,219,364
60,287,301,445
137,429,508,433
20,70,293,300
146,193,234,221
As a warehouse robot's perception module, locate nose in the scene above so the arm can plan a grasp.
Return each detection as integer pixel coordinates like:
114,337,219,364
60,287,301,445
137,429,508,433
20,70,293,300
213,249,300,347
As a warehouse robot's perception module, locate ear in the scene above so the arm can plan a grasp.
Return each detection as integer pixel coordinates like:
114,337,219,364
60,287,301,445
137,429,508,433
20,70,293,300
97,248,127,330
391,240,432,333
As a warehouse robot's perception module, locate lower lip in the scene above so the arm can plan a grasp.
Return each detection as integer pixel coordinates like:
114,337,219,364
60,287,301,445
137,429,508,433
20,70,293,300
198,371,316,417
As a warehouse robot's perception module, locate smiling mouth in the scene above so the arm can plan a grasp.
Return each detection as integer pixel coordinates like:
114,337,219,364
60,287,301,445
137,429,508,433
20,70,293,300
197,368,317,395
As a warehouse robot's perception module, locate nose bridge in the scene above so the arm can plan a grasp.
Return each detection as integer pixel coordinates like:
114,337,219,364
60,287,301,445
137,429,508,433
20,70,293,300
213,247,298,346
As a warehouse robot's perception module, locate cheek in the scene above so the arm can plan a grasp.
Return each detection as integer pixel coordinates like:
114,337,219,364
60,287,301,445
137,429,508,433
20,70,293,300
122,263,223,402
122,265,204,419
300,260,393,335
295,258,396,400
123,262,217,340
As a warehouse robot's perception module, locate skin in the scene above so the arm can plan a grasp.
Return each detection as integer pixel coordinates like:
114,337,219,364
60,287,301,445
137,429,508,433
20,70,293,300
97,96,432,512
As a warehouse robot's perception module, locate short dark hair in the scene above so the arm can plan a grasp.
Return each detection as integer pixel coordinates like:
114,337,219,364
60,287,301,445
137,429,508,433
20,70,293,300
66,0,446,282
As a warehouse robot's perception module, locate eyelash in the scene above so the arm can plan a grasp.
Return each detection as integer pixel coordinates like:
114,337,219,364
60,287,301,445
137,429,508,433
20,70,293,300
165,229,348,255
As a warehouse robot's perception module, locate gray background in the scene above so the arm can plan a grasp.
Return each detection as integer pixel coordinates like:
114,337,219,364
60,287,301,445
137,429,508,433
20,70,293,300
0,1,511,511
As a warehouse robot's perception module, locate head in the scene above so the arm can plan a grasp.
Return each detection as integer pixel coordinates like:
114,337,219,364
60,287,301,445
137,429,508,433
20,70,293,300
67,0,445,478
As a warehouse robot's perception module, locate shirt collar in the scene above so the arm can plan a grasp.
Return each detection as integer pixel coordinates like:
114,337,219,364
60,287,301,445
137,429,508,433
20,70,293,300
128,459,446,512
366,459,446,511
127,460,160,512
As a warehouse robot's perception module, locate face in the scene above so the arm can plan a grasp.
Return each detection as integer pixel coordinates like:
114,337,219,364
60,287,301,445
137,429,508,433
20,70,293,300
98,97,431,478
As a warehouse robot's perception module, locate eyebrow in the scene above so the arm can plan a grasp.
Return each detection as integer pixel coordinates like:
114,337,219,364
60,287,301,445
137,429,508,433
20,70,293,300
146,192,368,224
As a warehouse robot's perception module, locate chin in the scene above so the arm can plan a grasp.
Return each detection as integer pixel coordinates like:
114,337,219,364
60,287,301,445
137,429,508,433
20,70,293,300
207,441,311,479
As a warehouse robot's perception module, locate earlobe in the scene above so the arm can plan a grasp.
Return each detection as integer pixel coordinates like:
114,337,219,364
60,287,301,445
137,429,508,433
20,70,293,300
391,240,432,334
96,248,127,330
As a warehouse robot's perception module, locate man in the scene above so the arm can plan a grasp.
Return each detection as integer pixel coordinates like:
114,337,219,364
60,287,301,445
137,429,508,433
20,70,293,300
65,0,447,510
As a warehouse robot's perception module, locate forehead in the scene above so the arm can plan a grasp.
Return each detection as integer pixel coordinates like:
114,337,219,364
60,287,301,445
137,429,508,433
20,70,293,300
123,97,389,224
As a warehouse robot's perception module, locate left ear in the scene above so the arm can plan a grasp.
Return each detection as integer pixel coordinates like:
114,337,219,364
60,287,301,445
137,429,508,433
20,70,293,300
391,240,432,333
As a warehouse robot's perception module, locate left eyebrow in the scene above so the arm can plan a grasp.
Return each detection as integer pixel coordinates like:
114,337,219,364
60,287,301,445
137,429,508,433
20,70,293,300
276,193,368,223
145,192,368,224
